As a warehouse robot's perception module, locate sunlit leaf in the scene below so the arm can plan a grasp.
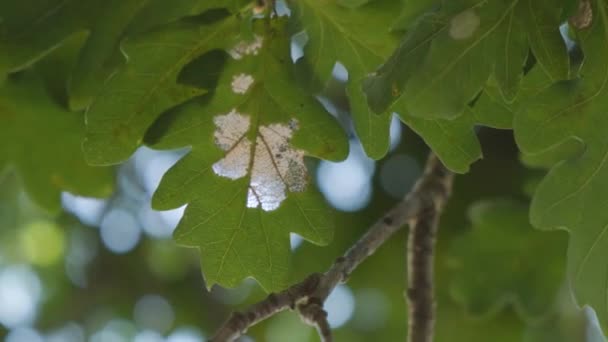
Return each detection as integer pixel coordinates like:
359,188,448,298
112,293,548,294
149,18,348,291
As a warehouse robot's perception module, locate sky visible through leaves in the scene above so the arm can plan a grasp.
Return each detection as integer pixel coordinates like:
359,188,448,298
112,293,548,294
1,0,608,341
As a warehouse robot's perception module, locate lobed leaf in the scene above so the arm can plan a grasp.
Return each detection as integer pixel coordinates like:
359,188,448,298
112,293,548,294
363,0,568,172
149,18,348,291
514,0,608,333
289,0,401,159
82,15,235,165
0,0,214,109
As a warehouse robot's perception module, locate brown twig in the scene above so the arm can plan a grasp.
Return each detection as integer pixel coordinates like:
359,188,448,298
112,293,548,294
406,155,453,342
210,153,453,342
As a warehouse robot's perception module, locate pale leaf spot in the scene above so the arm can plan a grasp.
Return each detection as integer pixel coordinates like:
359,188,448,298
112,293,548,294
247,121,307,211
213,110,250,151
449,10,480,40
228,35,264,60
212,113,306,211
231,74,255,94
212,110,252,179
212,139,252,179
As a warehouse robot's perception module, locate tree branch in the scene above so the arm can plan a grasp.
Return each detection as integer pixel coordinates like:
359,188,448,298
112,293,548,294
406,155,453,342
210,153,453,342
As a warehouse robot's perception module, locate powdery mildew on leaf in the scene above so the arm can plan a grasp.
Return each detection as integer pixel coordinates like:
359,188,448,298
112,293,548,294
228,35,264,60
212,111,307,211
449,9,480,40
247,122,307,211
212,110,252,179
231,73,255,94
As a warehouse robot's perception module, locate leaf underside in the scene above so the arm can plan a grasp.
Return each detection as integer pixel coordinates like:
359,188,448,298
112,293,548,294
148,18,347,291
5,2,608,335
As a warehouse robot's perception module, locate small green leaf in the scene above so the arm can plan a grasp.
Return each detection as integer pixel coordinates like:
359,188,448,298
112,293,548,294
448,199,567,319
0,73,113,212
150,19,347,291
514,1,608,332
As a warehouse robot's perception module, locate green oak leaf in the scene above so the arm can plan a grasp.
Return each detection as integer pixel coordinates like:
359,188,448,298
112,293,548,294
0,0,214,109
448,199,567,319
410,59,559,173
514,0,608,332
82,13,244,165
402,65,545,173
364,0,568,118
149,18,348,291
288,0,401,159
0,73,113,212
0,0,87,75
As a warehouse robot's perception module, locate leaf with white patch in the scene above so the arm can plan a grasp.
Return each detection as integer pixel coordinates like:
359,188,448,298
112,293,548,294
148,18,348,291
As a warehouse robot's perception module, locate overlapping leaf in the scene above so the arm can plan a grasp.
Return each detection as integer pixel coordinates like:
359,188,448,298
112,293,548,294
365,0,568,119
448,199,567,319
82,12,236,165
288,0,401,159
513,0,608,332
0,73,113,212
148,18,348,291
0,0,213,109
360,0,568,172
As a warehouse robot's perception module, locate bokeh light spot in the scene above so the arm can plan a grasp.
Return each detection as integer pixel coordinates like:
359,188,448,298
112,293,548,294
61,193,108,226
379,154,421,199
19,220,65,266
325,285,355,328
100,209,141,254
317,141,374,212
133,294,175,334
0,266,42,328
166,326,205,342
6,327,44,342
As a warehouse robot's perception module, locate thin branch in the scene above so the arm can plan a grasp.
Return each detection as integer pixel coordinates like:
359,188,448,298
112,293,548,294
210,153,453,342
406,155,453,342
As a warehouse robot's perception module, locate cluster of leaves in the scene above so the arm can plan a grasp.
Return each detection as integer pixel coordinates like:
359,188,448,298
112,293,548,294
3,0,608,336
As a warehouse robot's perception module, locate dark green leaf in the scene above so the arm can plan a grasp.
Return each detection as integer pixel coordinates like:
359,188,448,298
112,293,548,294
448,199,567,318
0,73,113,211
514,1,608,332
